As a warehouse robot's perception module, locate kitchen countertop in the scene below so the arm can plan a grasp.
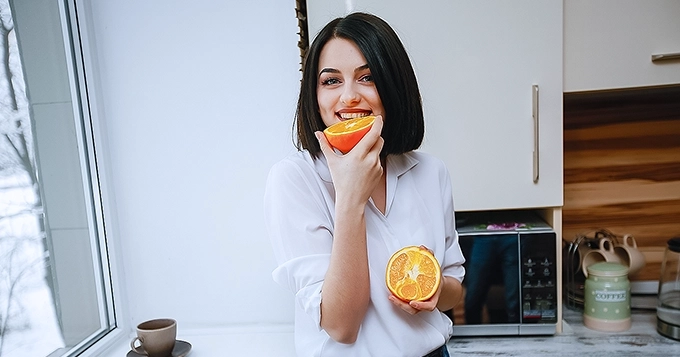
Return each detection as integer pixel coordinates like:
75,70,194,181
104,307,680,356
448,307,680,356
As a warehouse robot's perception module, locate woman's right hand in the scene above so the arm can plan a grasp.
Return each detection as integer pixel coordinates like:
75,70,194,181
315,115,384,208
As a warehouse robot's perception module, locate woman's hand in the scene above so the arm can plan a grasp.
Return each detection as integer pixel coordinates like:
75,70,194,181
315,116,384,208
389,275,463,315
388,272,444,315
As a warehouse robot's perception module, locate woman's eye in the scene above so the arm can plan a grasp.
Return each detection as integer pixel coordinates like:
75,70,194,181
321,77,340,86
359,74,373,82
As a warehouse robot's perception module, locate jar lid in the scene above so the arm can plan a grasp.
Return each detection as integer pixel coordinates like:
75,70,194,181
587,262,628,277
667,237,680,253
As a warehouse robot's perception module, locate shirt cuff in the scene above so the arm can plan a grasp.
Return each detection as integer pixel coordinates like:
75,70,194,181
296,280,324,331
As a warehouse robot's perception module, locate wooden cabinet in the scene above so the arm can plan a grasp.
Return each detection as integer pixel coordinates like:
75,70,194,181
563,85,680,281
564,0,680,92
307,0,563,211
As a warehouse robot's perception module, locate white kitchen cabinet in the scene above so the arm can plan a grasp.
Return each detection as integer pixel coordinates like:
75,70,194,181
307,1,563,211
564,0,680,92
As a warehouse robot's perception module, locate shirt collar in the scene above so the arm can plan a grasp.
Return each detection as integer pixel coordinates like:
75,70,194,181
387,152,419,178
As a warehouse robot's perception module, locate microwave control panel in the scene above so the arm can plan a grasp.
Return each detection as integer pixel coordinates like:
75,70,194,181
520,231,558,324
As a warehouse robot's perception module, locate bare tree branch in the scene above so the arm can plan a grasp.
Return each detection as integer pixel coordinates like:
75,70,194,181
2,132,35,187
0,247,38,354
0,12,17,111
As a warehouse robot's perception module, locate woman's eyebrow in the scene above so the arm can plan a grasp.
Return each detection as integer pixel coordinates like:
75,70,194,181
319,64,370,76
319,67,339,76
355,64,370,72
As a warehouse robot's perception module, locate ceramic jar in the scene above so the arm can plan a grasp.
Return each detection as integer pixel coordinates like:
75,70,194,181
583,262,631,332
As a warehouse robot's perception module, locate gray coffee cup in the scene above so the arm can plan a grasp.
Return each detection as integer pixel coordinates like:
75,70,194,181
130,318,176,357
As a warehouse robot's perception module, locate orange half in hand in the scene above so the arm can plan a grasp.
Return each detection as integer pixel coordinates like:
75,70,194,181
386,246,442,302
323,116,375,154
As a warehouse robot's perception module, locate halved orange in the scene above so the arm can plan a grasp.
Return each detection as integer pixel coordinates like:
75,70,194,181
323,116,375,154
386,246,441,302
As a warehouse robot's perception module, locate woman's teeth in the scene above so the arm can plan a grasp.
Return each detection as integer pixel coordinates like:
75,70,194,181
339,113,371,119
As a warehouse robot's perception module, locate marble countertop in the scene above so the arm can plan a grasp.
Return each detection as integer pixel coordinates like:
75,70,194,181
104,306,680,356
447,308,680,356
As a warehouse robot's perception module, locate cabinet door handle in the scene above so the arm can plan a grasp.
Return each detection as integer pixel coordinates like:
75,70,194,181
532,85,539,183
651,52,680,62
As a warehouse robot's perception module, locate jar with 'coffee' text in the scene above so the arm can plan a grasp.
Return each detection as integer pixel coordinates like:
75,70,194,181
583,262,631,332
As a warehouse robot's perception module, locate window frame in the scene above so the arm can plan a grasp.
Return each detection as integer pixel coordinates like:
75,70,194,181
59,0,117,352
62,0,130,354
7,0,130,355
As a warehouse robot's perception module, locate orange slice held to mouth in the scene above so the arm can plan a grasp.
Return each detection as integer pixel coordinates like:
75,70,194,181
323,115,376,154
386,246,442,302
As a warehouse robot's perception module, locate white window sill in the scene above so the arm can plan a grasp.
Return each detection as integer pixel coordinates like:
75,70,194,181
92,325,295,356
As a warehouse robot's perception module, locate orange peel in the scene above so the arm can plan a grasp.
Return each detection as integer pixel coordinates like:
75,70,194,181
323,116,375,153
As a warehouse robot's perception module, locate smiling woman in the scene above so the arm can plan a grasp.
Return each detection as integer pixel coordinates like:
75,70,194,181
266,11,464,357
0,1,114,356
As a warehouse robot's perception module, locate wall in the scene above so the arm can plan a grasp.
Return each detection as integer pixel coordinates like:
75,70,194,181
86,0,301,329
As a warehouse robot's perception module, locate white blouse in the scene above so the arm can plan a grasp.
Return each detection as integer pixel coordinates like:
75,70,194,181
264,150,465,357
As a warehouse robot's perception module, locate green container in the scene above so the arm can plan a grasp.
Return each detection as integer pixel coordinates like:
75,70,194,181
583,262,631,332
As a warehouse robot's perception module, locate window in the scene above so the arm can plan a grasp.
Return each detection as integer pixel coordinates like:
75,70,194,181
0,0,114,356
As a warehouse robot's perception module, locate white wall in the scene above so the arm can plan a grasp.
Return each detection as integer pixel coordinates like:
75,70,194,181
87,0,300,329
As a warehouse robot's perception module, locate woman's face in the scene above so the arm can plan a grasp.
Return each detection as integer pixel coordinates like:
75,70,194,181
316,38,384,128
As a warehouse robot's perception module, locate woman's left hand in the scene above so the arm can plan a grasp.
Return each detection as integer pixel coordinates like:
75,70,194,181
388,274,444,315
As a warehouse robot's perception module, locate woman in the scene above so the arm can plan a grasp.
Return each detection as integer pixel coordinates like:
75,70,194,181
265,12,465,357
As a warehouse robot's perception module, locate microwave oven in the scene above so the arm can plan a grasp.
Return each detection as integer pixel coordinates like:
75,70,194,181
450,211,558,336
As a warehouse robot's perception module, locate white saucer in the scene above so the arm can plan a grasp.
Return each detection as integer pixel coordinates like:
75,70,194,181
127,340,192,357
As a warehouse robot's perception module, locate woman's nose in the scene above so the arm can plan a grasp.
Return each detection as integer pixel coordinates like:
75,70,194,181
340,85,360,105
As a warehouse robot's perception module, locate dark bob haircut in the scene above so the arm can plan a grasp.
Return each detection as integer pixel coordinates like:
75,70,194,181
295,12,424,157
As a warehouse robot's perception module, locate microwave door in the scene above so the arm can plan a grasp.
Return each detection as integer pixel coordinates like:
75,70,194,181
457,233,522,334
